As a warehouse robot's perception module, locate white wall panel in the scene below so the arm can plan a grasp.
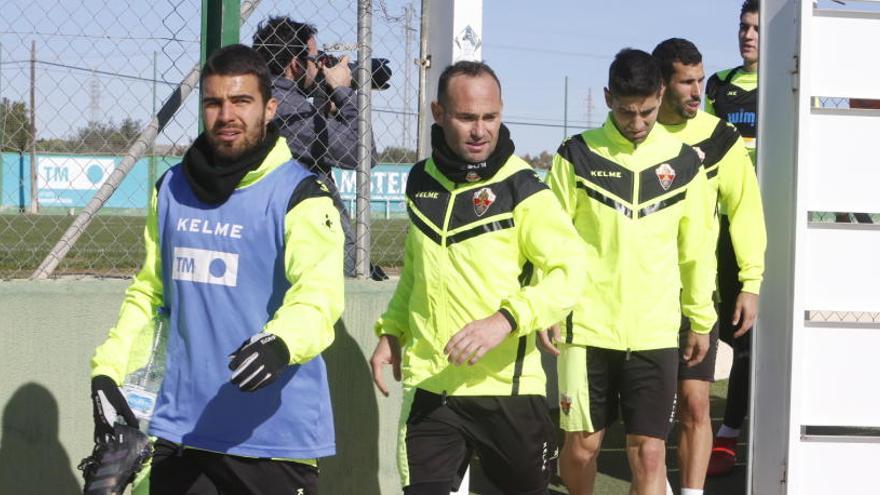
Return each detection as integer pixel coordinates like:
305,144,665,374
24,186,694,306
803,228,880,312
796,439,880,495
811,12,880,100
800,326,880,426
806,110,880,213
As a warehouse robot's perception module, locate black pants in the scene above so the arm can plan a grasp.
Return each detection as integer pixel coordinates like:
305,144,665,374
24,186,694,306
149,438,318,495
402,390,557,495
717,217,751,430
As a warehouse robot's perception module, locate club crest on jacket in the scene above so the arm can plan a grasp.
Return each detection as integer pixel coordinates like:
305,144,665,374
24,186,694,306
655,163,676,191
473,187,496,217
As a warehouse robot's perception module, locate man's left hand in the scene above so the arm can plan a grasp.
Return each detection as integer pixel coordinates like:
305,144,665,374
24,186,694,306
732,292,759,338
444,312,512,366
321,55,352,90
228,332,291,392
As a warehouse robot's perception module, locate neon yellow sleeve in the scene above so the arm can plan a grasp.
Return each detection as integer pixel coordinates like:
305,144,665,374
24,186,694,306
500,189,587,337
91,186,164,384
264,196,344,364
678,166,718,334
546,152,579,219
717,134,766,294
374,225,414,343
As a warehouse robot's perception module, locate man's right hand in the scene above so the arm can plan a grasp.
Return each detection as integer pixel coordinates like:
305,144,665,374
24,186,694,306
537,324,561,356
91,375,138,444
321,55,352,91
370,334,401,397
682,330,711,368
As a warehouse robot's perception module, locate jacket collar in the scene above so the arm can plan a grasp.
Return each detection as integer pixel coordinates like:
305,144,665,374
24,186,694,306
601,112,661,151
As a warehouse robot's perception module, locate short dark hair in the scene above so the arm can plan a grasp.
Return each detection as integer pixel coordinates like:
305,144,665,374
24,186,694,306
741,0,759,17
200,44,273,104
252,16,317,76
608,49,663,98
652,38,703,84
436,61,502,106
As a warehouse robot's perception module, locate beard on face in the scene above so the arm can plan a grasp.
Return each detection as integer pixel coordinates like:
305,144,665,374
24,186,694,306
678,97,700,119
208,116,267,162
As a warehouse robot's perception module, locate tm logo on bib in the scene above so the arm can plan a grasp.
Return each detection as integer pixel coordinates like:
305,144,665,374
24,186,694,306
172,247,239,287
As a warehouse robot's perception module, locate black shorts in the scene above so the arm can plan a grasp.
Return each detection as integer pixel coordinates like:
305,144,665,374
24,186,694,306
718,215,752,354
678,317,720,382
148,438,318,495
558,345,678,439
399,389,557,495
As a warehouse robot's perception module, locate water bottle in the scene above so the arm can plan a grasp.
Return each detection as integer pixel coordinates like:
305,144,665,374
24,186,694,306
121,308,169,432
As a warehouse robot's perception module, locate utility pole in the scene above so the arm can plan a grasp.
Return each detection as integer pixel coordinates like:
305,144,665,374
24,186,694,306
563,76,568,138
586,87,594,129
29,40,37,214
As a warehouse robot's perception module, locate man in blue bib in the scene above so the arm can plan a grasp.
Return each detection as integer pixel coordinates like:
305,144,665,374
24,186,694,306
89,44,344,494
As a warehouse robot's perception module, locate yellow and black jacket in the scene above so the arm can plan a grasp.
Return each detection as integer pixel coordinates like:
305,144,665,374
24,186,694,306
376,155,587,397
548,116,717,351
706,66,758,162
661,110,766,295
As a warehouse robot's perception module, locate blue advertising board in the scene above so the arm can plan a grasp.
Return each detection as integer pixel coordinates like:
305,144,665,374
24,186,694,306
1,152,412,216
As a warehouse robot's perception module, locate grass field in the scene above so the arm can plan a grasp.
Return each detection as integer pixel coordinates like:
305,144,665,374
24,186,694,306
0,213,409,279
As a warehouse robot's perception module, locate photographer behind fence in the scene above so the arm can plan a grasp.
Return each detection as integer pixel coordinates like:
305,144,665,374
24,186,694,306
253,16,390,280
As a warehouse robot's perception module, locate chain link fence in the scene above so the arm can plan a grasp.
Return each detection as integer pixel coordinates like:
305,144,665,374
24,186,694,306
0,0,416,279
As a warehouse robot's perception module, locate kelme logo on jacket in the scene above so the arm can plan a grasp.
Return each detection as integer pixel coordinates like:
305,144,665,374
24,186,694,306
655,163,676,191
472,187,496,217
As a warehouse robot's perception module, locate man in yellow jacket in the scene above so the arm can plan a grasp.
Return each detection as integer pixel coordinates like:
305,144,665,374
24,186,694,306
653,38,766,495
370,60,587,495
549,49,717,495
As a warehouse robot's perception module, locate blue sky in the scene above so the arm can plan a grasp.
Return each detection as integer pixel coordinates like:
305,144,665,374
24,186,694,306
0,0,866,157
483,0,748,154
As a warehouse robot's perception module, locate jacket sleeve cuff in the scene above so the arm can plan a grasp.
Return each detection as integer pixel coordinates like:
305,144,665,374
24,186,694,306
498,308,518,333
375,319,404,339
741,280,761,295
91,366,124,385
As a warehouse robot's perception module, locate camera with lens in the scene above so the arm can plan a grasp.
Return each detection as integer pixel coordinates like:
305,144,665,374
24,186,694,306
316,51,392,91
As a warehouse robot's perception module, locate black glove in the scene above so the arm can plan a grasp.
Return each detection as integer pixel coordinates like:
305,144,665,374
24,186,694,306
79,423,152,495
91,375,138,444
228,332,291,392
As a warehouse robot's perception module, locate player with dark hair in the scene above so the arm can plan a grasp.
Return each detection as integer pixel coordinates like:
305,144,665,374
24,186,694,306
371,60,587,495
549,49,716,495
253,16,369,278
654,37,766,494
89,44,344,494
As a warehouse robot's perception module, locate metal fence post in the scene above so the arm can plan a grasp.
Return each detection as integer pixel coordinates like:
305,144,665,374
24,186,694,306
355,0,373,279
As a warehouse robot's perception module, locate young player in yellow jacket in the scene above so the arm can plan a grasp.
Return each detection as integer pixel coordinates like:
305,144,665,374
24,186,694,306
549,49,717,495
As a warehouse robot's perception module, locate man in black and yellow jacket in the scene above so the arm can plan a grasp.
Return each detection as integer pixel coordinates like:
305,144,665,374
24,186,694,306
370,61,587,495
654,38,766,495
549,49,716,495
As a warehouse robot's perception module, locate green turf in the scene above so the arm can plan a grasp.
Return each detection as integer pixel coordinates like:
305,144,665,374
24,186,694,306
0,212,409,279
